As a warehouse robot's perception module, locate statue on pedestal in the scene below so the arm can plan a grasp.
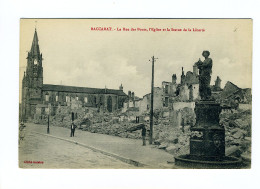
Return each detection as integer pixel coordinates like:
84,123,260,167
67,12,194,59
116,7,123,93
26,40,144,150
195,51,212,100
174,51,242,168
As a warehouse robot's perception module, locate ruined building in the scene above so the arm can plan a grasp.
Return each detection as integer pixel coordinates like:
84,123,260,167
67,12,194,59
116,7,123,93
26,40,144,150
122,90,142,112
220,81,252,104
161,74,178,107
21,29,128,120
139,87,164,113
213,76,222,91
162,64,200,105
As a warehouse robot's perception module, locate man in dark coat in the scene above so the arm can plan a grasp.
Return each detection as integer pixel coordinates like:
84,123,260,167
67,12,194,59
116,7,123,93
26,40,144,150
70,121,77,137
141,126,146,146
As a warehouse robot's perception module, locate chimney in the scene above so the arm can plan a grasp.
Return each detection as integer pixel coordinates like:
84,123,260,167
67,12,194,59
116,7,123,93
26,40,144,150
172,74,177,84
128,91,131,98
132,92,135,100
215,76,222,89
119,83,123,91
181,67,185,84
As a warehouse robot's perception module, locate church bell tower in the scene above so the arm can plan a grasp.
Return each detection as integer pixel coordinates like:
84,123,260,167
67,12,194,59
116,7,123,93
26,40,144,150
22,29,43,119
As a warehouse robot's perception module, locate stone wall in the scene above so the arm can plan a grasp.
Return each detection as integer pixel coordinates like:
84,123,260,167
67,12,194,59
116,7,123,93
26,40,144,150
179,84,189,101
139,95,150,113
139,87,164,114
42,90,115,109
169,102,196,127
190,83,199,101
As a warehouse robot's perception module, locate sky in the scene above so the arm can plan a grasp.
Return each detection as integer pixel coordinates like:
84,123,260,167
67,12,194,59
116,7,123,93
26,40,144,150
19,19,252,101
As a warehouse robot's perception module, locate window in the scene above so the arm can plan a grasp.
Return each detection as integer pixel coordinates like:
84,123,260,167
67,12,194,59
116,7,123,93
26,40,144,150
66,96,70,102
45,94,49,101
84,97,88,103
76,96,79,101
165,97,169,107
56,95,58,102
165,85,169,94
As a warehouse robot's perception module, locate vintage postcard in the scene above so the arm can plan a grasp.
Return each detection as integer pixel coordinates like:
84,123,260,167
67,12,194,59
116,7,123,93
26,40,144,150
19,19,252,169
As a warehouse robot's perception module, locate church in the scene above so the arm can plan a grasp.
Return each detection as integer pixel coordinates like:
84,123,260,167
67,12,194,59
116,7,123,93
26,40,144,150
21,29,128,120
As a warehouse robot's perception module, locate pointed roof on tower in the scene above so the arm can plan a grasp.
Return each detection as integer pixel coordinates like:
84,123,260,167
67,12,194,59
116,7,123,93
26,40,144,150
30,29,40,57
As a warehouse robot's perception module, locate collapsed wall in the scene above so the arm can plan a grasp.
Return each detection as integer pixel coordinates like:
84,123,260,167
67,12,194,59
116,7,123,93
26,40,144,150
170,102,196,127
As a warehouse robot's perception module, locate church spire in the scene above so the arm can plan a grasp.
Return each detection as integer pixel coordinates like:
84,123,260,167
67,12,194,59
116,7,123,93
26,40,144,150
30,29,40,57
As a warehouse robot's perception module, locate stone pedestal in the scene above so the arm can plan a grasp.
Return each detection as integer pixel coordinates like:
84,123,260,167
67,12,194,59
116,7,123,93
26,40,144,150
175,100,242,168
190,100,225,159
190,127,225,159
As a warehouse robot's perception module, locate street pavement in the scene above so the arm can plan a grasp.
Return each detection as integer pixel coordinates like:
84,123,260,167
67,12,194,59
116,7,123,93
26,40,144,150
19,125,136,168
19,123,175,168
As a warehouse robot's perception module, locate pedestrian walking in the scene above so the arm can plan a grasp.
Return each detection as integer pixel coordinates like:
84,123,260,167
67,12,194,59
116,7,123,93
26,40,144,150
141,126,146,146
70,121,77,137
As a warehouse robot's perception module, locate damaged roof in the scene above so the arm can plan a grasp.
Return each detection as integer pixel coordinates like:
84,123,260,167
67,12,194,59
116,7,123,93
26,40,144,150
42,84,127,96
221,81,241,99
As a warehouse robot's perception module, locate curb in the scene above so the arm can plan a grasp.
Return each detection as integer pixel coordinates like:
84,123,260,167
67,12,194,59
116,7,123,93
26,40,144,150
32,131,147,168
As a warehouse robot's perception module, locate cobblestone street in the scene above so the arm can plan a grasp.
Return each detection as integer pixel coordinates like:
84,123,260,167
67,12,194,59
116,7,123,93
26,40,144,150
19,124,136,168
19,123,174,168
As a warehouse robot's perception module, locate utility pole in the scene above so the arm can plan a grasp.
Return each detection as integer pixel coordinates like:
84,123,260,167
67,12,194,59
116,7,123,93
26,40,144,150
149,56,158,144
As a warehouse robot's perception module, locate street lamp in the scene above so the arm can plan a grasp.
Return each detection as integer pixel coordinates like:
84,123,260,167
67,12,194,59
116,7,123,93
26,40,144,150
47,106,50,134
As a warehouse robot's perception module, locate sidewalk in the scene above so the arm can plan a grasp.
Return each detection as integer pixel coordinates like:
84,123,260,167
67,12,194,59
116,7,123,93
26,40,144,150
27,123,176,168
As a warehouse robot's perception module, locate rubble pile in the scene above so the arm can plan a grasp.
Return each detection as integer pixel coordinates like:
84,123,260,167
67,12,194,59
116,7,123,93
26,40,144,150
33,114,49,125
34,106,90,128
220,108,251,160
152,107,252,159
50,106,72,127
80,112,142,139
32,104,251,162
153,116,191,156
44,106,143,139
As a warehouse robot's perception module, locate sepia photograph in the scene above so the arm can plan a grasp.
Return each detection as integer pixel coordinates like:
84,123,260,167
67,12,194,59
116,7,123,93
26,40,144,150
19,19,252,169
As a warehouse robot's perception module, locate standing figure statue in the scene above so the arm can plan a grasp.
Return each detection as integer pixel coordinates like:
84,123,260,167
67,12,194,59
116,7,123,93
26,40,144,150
195,50,213,100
